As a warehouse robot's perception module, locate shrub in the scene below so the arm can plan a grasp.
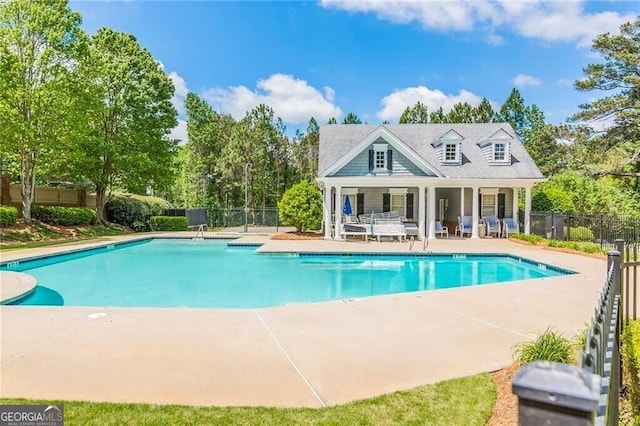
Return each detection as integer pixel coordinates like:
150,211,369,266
129,194,173,216
0,206,18,227
149,216,188,231
623,321,640,417
31,206,98,225
531,187,576,214
512,327,576,364
106,194,172,232
566,226,594,242
278,181,323,232
510,232,544,244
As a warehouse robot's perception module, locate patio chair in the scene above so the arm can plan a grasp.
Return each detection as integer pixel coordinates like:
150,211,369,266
341,223,372,241
435,221,448,238
483,216,500,237
501,218,519,238
372,219,406,242
455,216,472,237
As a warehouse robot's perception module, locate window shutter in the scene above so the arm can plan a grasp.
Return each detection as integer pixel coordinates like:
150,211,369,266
368,149,374,172
357,193,364,216
382,193,390,212
387,149,393,172
406,193,414,219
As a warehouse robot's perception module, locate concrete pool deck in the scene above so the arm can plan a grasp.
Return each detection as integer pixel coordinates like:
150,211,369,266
0,233,607,407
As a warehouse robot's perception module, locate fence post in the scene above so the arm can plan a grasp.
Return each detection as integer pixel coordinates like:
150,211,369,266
512,361,600,425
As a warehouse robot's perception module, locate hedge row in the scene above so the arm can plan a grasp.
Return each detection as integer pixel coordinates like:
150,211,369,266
0,206,18,227
149,216,188,231
106,195,173,232
32,206,98,225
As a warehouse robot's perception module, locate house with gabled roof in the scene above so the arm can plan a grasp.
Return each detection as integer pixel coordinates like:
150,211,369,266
317,123,544,240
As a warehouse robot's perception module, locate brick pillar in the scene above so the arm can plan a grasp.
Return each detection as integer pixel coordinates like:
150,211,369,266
1,174,10,205
78,188,87,207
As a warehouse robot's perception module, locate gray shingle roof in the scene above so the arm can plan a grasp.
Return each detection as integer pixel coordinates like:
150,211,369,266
318,123,544,179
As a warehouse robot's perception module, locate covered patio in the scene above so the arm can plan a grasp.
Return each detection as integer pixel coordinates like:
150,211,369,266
319,177,540,241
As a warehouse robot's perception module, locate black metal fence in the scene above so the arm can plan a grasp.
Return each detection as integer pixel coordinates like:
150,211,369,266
622,242,640,322
207,207,280,229
513,241,635,425
526,212,640,250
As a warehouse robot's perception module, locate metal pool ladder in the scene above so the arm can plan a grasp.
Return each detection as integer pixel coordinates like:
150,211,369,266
193,224,205,241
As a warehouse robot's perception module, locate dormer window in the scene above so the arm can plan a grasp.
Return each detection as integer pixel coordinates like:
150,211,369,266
492,141,509,163
444,142,460,163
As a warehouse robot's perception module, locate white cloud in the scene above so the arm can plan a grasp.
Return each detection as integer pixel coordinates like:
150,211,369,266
377,85,486,121
168,71,188,115
320,0,635,47
169,119,187,145
202,74,342,123
513,73,541,87
486,33,505,46
556,78,574,87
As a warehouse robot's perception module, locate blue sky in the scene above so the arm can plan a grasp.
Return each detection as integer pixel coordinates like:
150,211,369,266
71,1,639,141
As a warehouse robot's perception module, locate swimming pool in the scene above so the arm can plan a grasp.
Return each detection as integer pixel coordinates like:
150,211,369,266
3,239,572,308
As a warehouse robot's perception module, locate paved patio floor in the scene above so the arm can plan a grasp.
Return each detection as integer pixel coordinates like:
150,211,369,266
0,234,607,407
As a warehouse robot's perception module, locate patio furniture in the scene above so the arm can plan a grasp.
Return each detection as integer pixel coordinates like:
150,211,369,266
372,219,406,242
455,216,472,237
435,221,449,238
483,216,500,238
501,218,519,238
340,223,372,241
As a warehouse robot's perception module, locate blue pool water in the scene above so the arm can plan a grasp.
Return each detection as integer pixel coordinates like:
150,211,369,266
4,239,571,308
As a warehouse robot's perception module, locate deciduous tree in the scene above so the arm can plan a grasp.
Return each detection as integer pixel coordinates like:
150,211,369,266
0,0,86,223
73,28,177,223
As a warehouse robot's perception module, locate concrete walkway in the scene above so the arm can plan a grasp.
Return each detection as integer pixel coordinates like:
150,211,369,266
0,234,606,407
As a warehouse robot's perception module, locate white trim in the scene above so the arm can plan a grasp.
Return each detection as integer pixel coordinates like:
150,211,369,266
388,187,408,194
480,188,500,196
342,188,359,196
487,128,514,140
320,126,443,178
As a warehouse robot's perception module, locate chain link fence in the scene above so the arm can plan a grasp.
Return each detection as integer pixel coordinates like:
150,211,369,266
207,207,281,229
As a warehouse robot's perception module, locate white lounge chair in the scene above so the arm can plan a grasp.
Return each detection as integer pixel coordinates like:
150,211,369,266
435,221,448,238
340,223,372,241
373,220,406,242
502,218,519,238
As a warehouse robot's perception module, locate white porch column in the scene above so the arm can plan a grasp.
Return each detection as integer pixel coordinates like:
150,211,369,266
323,184,332,240
460,187,465,217
333,186,342,240
471,186,480,239
428,185,436,239
418,185,426,240
524,186,532,235
512,188,519,222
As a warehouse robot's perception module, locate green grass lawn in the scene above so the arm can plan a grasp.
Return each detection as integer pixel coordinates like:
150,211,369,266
0,224,129,251
0,373,496,425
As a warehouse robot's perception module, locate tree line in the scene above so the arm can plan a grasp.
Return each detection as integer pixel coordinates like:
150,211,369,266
1,0,638,224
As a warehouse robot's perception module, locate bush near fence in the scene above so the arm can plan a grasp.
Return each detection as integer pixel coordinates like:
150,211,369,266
106,195,173,232
527,212,640,249
149,216,188,231
622,321,640,418
32,206,98,226
0,206,18,227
